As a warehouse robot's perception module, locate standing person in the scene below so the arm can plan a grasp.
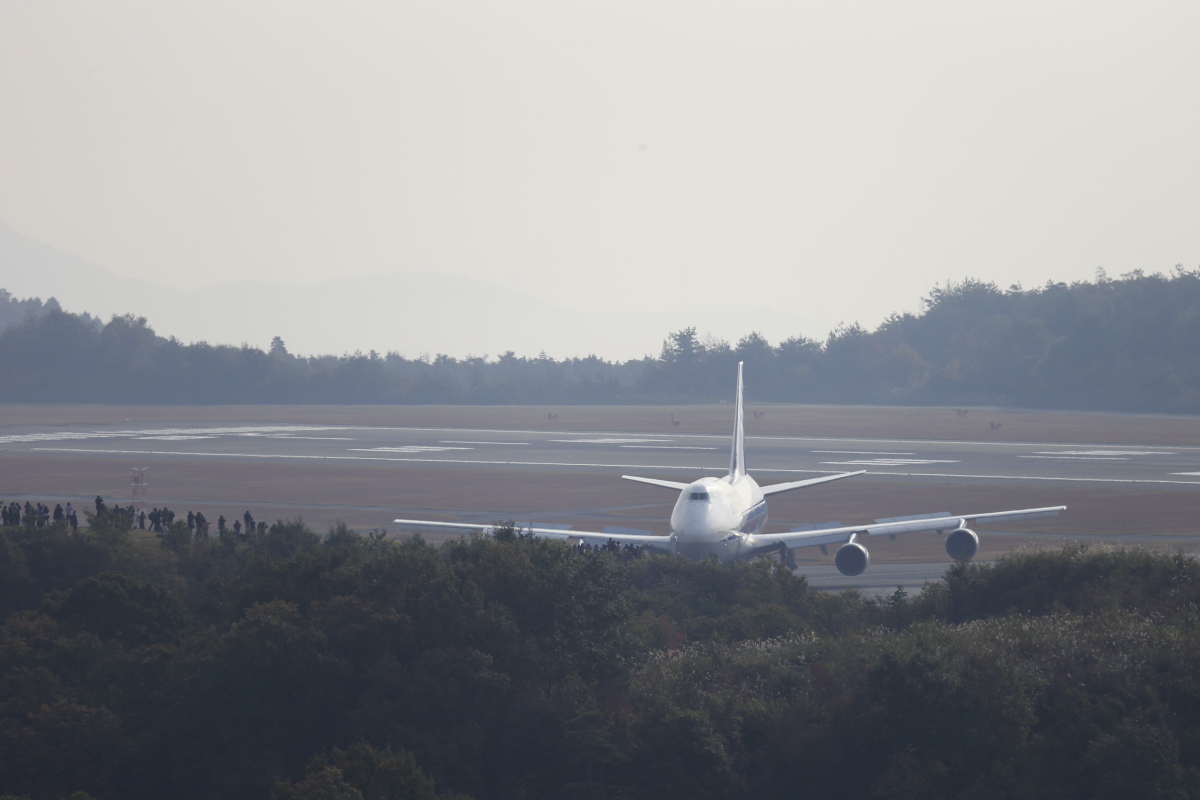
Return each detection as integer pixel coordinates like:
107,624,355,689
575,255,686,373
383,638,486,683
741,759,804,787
94,495,104,514
217,515,226,534
53,503,63,523
65,502,74,521
187,511,195,532
68,510,78,531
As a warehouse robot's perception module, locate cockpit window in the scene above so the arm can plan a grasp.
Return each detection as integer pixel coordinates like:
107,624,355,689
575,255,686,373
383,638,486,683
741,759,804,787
689,491,709,502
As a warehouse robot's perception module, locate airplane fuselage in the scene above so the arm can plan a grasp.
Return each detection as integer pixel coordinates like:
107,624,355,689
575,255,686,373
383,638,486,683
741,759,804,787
668,476,768,562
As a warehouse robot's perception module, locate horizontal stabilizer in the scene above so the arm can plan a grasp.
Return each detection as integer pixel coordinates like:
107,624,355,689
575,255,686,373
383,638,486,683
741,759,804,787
621,475,690,490
761,470,865,496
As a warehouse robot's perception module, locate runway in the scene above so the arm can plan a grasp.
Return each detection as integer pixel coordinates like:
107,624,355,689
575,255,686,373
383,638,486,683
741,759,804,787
2,408,1198,580
5,420,1200,489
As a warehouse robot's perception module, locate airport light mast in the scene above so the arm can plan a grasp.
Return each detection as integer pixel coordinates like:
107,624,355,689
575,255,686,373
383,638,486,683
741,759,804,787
130,467,149,515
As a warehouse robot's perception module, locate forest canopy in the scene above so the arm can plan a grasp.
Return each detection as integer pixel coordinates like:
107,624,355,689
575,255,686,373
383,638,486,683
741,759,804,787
2,268,1199,412
2,512,1200,799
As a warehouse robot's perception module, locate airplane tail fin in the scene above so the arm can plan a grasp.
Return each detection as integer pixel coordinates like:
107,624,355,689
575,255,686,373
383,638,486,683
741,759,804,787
729,361,746,480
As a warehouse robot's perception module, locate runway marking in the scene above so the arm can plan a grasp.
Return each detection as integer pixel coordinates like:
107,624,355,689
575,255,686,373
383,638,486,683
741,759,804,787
813,450,916,455
11,423,1200,456
1175,472,1200,476
266,435,356,440
441,440,530,446
1021,455,1128,461
1040,449,1175,456
25,451,1200,488
552,438,671,444
0,425,353,445
619,445,719,450
1025,450,1173,459
349,446,472,453
137,435,217,441
821,459,960,466
0,432,124,443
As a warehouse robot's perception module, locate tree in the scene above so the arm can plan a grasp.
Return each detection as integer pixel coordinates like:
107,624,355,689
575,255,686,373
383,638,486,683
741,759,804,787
273,742,469,800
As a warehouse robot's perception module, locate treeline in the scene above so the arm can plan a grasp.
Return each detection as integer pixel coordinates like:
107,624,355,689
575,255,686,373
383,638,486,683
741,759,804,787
2,513,1200,799
0,289,101,337
3,267,1200,411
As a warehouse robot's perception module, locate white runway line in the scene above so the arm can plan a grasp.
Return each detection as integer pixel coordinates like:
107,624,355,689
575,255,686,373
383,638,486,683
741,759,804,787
1021,455,1128,461
265,435,356,440
440,440,530,446
0,424,353,445
820,459,960,466
812,450,916,455
350,446,472,453
619,445,720,450
551,438,671,444
33,446,1200,487
137,435,217,441
1037,449,1176,456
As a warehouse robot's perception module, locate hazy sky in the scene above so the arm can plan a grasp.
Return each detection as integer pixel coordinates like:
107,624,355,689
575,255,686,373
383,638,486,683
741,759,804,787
2,2,1198,356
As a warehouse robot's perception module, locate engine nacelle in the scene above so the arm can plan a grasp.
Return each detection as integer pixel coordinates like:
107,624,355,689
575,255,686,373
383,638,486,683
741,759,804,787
834,541,870,576
945,527,979,561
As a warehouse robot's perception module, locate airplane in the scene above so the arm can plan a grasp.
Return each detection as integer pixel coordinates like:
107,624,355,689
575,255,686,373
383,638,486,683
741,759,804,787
392,363,1065,576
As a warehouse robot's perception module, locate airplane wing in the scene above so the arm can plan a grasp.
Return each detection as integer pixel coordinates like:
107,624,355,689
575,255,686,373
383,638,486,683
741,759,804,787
391,518,674,552
760,470,866,496
747,505,1066,554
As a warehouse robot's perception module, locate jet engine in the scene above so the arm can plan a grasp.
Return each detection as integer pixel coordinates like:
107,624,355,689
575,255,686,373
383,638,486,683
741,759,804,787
834,541,870,576
945,527,979,561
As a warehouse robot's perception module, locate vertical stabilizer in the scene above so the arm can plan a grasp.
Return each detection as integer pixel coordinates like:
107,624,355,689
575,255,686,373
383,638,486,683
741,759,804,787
729,362,747,479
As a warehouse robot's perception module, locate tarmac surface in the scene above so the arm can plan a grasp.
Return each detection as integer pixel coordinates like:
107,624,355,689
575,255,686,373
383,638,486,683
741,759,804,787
2,405,1198,591
5,418,1200,489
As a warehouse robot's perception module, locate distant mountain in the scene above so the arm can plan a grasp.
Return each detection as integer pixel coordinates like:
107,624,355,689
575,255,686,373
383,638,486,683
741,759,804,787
0,220,644,359
0,219,173,319
0,220,798,360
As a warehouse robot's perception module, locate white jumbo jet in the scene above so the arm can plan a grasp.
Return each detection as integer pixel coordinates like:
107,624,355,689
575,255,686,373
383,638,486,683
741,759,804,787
392,363,1065,576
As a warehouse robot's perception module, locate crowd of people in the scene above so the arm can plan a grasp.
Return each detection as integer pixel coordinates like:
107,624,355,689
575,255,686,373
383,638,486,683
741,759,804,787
578,539,646,559
1,496,267,542
1,499,79,530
